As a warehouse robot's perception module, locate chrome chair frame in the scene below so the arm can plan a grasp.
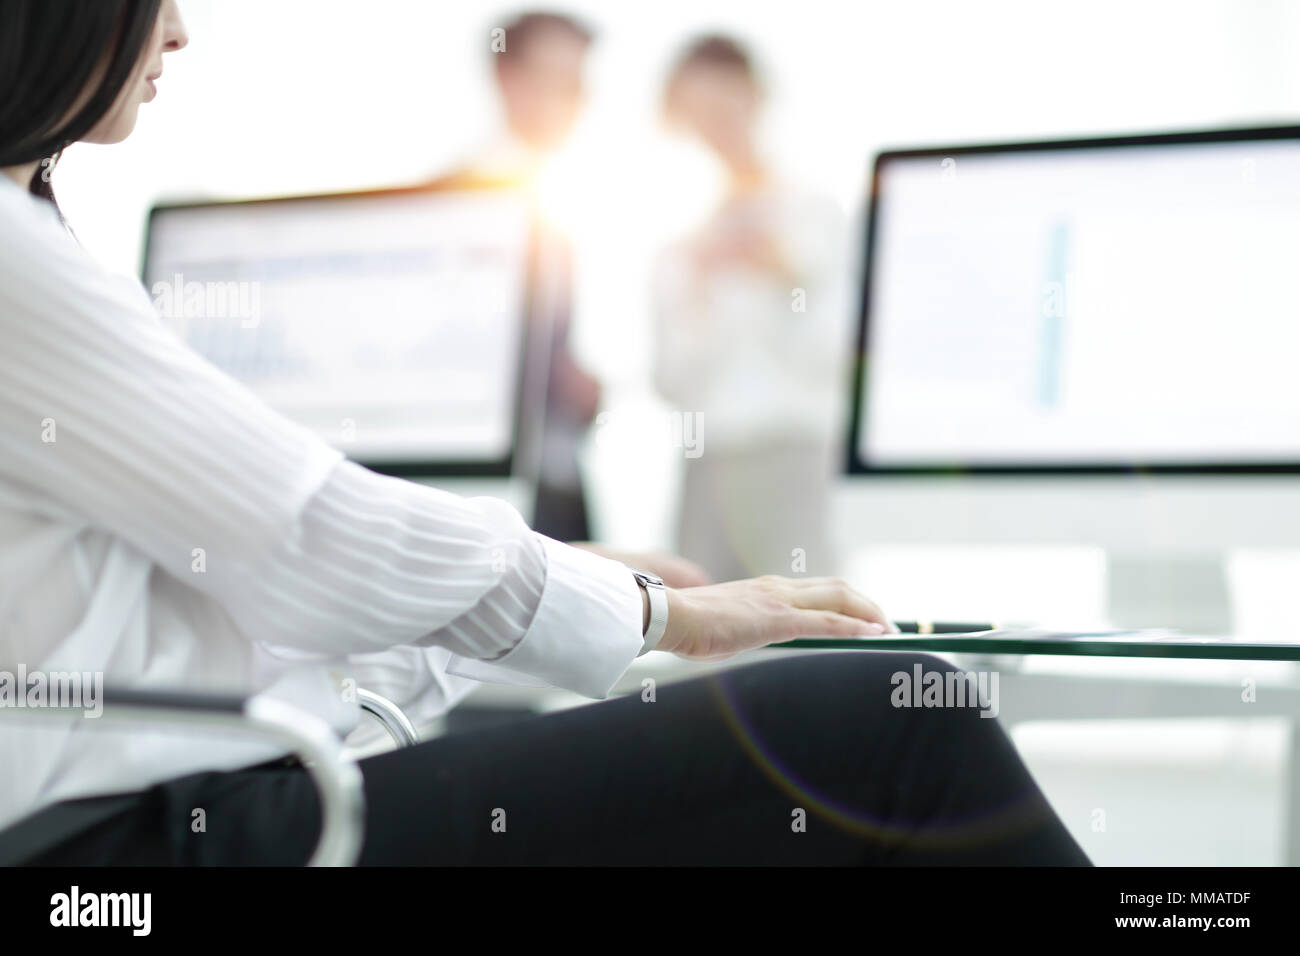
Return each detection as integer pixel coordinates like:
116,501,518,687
1,685,417,866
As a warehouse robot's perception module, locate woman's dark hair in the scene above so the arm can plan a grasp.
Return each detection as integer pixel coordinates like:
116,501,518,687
0,0,161,204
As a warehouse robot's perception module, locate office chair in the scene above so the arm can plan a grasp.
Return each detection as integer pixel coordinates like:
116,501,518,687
0,685,418,866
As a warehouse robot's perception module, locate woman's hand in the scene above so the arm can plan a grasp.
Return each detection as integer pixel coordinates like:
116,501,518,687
657,576,899,661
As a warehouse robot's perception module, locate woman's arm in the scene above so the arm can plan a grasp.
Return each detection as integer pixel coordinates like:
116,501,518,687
0,188,894,703
0,188,645,697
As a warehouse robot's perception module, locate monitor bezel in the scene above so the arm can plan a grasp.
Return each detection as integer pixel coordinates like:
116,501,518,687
143,177,541,480
846,123,1300,476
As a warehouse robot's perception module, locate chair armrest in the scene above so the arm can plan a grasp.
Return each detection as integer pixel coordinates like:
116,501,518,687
356,689,419,748
4,687,366,866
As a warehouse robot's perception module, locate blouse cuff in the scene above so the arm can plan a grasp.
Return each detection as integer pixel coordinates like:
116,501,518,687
445,536,645,698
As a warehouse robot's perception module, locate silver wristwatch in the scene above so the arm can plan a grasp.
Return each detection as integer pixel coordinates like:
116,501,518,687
630,568,668,656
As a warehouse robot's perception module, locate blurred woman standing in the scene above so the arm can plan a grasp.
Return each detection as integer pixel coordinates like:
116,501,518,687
654,36,854,581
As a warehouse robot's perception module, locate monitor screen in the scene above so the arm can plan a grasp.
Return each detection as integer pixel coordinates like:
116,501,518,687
851,127,1300,472
144,186,533,475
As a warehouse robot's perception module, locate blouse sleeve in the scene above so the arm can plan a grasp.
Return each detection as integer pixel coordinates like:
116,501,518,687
0,186,643,699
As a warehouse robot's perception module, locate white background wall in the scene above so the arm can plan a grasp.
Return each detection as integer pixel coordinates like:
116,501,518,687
56,0,1300,276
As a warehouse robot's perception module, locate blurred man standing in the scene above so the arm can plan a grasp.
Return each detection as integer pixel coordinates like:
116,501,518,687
452,11,602,541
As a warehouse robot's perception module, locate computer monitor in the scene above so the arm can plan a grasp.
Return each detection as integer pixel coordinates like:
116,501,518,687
841,125,1300,632
143,183,544,509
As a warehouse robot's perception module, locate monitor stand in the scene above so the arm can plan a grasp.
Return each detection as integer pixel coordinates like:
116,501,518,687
1106,553,1233,634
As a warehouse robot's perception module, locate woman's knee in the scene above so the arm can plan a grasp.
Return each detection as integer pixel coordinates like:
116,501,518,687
714,651,959,723
747,651,1004,735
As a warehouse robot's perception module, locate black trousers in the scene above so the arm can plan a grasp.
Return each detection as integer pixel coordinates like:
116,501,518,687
22,653,1090,866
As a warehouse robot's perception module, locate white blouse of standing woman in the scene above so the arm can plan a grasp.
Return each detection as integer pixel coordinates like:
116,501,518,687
653,36,854,579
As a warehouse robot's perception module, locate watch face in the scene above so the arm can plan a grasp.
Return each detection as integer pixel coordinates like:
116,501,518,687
635,570,664,588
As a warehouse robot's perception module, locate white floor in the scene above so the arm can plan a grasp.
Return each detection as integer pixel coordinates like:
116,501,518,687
1015,718,1289,866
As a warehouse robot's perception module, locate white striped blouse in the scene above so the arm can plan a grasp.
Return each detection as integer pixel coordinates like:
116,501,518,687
0,173,644,834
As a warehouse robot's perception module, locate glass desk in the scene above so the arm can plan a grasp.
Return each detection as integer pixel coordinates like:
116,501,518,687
774,630,1300,661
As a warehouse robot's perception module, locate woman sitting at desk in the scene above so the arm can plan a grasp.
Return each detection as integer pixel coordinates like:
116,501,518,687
0,0,1088,866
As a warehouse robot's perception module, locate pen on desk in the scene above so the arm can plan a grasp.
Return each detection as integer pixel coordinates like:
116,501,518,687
892,621,996,634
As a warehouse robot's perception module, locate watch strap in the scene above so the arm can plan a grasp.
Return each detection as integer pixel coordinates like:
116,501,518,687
630,569,668,656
